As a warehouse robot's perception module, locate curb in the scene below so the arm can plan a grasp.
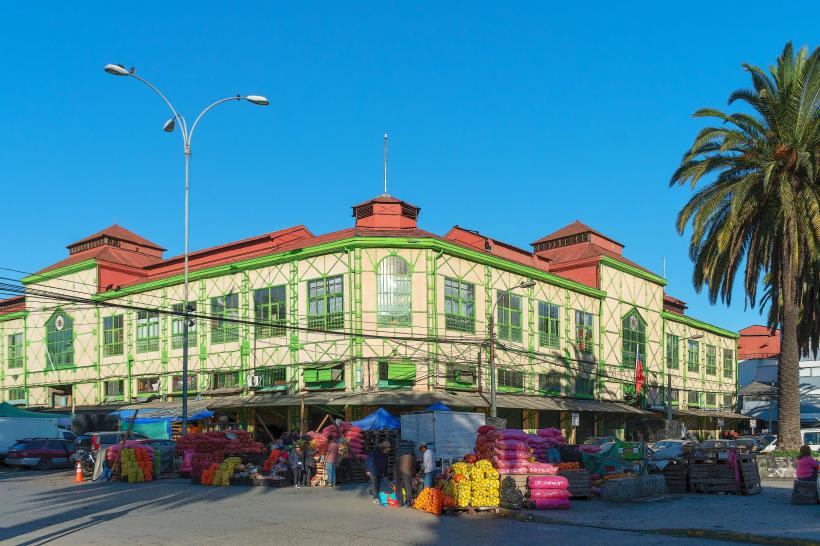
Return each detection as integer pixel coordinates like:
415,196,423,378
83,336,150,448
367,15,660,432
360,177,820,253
498,509,820,545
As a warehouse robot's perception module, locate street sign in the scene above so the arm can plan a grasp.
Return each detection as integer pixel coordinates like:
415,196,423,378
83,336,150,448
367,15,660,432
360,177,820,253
717,419,725,428
750,420,757,430
571,412,580,427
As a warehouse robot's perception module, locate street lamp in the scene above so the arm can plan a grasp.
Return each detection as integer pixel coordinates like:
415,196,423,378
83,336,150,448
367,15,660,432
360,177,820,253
105,64,268,434
667,333,704,422
487,280,536,418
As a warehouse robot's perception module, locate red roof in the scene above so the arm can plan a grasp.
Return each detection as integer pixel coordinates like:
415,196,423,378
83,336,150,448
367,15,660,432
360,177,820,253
532,220,623,247
738,325,780,359
352,194,420,209
0,296,25,316
68,224,165,251
34,245,164,276
535,240,656,276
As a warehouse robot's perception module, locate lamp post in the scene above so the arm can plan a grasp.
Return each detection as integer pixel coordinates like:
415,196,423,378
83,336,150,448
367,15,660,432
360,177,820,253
487,280,536,418
105,64,268,434
668,333,704,422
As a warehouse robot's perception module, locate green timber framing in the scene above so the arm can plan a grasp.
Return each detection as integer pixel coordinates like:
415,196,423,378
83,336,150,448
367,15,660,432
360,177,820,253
3,232,739,438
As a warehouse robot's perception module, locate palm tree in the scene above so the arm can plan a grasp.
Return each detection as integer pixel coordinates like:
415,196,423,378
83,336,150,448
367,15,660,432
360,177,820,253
670,43,820,449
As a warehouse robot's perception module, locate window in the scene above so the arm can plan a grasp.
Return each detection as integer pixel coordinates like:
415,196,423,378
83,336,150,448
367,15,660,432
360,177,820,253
538,302,560,349
171,302,197,350
446,363,476,388
705,392,717,406
303,363,345,389
172,374,197,392
137,377,160,394
687,390,700,407
497,369,524,391
666,388,679,404
7,333,23,368
46,310,74,368
666,334,679,370
622,310,646,368
257,367,287,388
307,276,344,330
7,387,26,402
687,340,700,372
378,360,416,387
211,371,240,389
104,380,124,400
722,394,734,409
497,290,523,342
538,372,562,394
103,315,124,357
377,256,412,326
444,277,475,333
575,311,594,356
723,349,734,379
705,345,717,375
576,377,594,396
211,293,239,344
136,310,160,353
253,286,286,338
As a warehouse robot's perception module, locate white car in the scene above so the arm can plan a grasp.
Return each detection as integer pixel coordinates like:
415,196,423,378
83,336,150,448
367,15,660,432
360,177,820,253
801,430,820,451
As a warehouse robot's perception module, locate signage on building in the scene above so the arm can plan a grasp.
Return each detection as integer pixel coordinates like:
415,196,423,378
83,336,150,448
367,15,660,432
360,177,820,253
55,315,65,331
750,420,757,430
571,412,580,427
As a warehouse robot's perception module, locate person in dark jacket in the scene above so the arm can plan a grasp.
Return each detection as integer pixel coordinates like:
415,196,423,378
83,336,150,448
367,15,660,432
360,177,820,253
365,440,391,503
289,445,306,487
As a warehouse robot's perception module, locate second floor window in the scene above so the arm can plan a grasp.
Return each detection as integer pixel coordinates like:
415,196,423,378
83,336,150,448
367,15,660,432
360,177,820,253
576,376,594,396
171,302,197,350
723,349,734,379
46,311,74,368
497,368,524,390
7,333,23,369
172,374,197,392
538,302,560,349
497,290,523,342
256,366,287,388
687,390,700,407
687,340,700,373
104,379,124,399
211,293,239,344
254,285,287,338
538,371,562,394
307,276,344,330
622,311,646,368
136,310,160,353
706,345,717,375
377,256,412,326
137,376,160,393
103,315,124,357
444,277,475,333
446,363,476,388
575,311,594,356
666,334,679,369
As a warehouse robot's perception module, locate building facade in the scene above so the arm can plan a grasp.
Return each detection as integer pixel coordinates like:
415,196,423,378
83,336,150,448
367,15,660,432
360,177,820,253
0,194,739,438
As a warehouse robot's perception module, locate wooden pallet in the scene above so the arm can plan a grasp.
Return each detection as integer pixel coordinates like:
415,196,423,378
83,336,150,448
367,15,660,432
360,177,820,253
558,469,591,499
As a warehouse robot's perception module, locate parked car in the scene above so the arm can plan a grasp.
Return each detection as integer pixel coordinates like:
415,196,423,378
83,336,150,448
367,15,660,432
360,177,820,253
5,438,76,469
757,435,777,453
801,429,820,451
699,439,737,449
650,439,697,461
734,436,763,452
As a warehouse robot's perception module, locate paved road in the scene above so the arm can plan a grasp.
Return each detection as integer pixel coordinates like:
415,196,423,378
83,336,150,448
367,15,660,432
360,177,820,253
0,468,727,546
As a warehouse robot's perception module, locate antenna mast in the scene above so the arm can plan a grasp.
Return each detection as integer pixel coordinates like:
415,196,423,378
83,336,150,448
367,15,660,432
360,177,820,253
383,132,388,195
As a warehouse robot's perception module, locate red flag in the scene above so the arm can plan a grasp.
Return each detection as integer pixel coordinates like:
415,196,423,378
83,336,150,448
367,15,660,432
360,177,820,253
635,348,645,394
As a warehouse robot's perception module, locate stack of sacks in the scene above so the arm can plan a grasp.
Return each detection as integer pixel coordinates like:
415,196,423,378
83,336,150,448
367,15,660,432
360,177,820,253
323,422,366,461
537,428,567,463
489,429,532,473
474,425,496,461
306,431,328,455
527,475,571,510
526,434,548,462
526,462,559,474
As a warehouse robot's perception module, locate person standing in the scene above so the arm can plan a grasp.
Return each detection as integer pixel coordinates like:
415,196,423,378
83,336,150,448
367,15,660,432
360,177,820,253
796,445,820,481
324,439,339,487
419,444,436,489
304,444,317,486
289,444,306,487
397,450,416,506
365,440,391,504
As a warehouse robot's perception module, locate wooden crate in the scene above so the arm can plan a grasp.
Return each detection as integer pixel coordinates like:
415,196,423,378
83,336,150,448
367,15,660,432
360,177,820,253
688,452,761,495
558,469,592,499
661,461,689,494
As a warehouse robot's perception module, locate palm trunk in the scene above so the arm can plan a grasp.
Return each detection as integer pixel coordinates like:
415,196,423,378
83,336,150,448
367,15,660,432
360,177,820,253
777,248,801,450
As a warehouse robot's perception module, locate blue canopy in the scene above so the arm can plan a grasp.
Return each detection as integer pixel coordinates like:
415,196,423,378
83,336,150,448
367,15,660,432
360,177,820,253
112,408,214,422
425,402,450,412
352,407,400,430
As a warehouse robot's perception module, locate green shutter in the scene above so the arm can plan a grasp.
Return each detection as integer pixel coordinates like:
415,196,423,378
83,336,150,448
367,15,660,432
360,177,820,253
304,369,319,383
387,362,416,381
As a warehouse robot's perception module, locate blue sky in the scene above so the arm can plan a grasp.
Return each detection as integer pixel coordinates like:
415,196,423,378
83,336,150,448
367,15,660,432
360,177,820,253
1,2,816,332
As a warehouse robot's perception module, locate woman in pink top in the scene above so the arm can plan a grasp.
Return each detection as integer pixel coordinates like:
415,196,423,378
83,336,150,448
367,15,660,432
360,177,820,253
324,440,339,487
795,445,819,481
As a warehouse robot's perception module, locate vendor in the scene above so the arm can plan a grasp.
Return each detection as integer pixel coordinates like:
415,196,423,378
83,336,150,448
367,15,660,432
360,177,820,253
397,450,416,506
796,445,819,481
289,444,307,487
419,444,436,489
324,439,339,487
365,440,391,504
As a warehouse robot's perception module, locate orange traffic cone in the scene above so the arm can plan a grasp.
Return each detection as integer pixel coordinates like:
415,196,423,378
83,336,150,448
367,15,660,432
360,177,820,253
74,461,84,483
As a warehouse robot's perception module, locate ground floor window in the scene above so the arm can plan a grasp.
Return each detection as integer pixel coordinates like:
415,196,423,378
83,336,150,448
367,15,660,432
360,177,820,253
104,380,125,400
172,374,198,392
303,363,345,389
211,371,240,390
137,377,160,394
6,387,26,402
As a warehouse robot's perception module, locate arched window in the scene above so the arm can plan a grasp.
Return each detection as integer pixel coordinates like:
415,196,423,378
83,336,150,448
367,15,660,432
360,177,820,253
46,310,74,369
377,256,411,326
622,310,646,369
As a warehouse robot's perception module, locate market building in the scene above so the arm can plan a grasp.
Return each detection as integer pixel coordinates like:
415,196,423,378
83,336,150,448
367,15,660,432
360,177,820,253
0,194,741,440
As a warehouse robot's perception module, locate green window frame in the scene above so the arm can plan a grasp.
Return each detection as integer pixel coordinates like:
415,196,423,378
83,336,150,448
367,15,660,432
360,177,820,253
307,276,344,330
666,333,679,370
538,301,560,349
687,390,700,407
211,293,240,344
538,371,562,395
575,310,594,356
136,376,159,394
45,310,74,368
7,387,26,402
497,290,523,343
172,374,197,392
377,256,412,326
378,360,416,388
705,345,717,375
687,340,700,373
303,363,345,390
446,363,477,390
171,302,197,350
7,333,23,369
497,368,524,392
103,315,124,357
211,371,240,389
256,366,288,390
723,349,734,379
444,277,475,333
666,387,679,406
622,310,646,368
722,393,734,410
104,379,125,400
136,310,160,353
575,376,594,396
704,392,717,406
254,285,287,338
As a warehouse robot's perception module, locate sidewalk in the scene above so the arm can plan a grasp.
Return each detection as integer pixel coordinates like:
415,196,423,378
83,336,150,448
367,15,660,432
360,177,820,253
506,481,820,544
